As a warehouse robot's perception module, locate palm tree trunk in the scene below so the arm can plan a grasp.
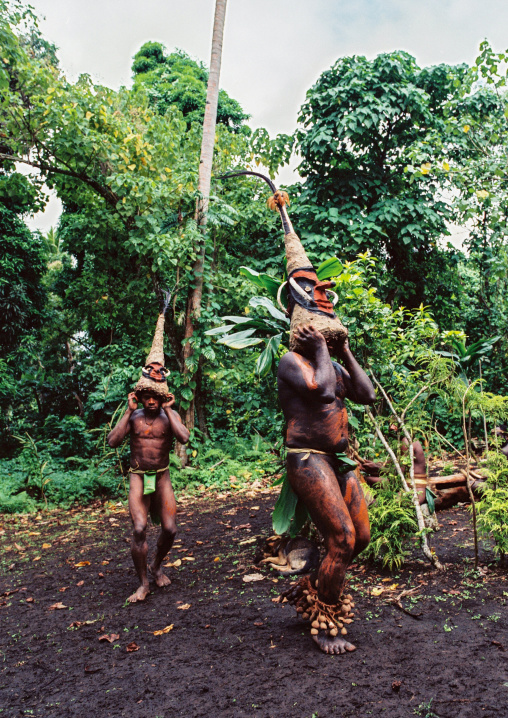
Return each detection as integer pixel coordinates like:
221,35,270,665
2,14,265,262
175,0,228,465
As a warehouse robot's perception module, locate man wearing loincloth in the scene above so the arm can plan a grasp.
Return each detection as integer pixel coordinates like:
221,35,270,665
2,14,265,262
218,170,376,654
278,324,375,654
108,300,189,602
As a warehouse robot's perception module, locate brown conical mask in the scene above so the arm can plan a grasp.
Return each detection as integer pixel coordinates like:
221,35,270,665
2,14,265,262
134,293,171,398
267,185,348,353
218,171,347,353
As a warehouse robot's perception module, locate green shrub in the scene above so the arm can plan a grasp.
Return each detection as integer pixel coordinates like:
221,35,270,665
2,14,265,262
363,484,419,570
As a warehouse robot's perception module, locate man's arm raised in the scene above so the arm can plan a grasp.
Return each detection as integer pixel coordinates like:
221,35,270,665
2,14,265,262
278,325,336,403
162,395,190,444
107,392,137,447
336,338,376,405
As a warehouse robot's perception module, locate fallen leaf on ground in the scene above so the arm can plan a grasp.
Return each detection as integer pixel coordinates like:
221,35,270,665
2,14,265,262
181,557,195,562
195,540,203,545
101,560,109,565
177,603,191,610
243,573,264,583
68,620,96,629
371,587,384,596
234,523,251,531
98,633,119,643
152,624,174,635
126,642,139,652
214,557,221,562
253,621,264,626
163,559,181,568
25,597,34,603
74,561,90,567
250,506,260,511
59,586,69,592
76,580,84,586
33,557,41,562
42,543,52,549
14,543,23,551
48,602,68,610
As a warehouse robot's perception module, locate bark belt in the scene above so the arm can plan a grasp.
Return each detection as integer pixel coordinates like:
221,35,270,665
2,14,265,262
286,448,334,461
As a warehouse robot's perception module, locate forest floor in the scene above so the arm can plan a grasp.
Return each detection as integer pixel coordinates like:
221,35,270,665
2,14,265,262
1,481,507,718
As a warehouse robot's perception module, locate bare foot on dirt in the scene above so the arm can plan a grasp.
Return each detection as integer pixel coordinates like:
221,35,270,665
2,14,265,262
313,632,356,655
149,564,171,588
127,584,150,603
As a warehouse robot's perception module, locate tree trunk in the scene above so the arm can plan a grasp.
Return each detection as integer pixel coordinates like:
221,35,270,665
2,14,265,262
177,0,228,465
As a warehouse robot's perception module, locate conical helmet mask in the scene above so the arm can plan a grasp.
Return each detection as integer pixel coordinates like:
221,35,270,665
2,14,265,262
135,293,171,398
221,171,347,352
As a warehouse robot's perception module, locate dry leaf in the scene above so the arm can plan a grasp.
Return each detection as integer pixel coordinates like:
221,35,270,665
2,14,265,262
76,580,84,587
243,573,264,583
84,665,101,674
195,540,203,545
98,633,119,643
48,602,68,610
181,557,195,562
26,597,34,603
253,621,264,626
59,586,69,592
68,620,96,629
42,543,52,549
214,557,221,562
126,642,139,652
371,587,384,596
14,543,23,551
152,624,174,636
33,557,41,562
388,584,399,590
74,561,90,567
163,559,181,568
250,506,260,511
177,603,191,610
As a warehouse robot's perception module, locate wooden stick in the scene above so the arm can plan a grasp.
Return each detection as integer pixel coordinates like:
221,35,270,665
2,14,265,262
370,374,444,570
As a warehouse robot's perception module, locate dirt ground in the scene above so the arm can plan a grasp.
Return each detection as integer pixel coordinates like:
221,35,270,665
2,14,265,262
1,485,507,718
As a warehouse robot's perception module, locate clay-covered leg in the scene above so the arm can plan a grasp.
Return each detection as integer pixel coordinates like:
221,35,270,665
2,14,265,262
149,471,177,588
287,454,357,654
128,474,151,602
287,453,356,604
336,468,370,560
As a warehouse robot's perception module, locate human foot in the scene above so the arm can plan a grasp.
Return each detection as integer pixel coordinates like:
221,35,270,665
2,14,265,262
312,632,356,655
127,584,150,603
149,563,171,588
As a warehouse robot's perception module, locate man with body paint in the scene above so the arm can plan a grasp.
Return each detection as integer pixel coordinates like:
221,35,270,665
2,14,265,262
221,172,375,654
108,300,189,603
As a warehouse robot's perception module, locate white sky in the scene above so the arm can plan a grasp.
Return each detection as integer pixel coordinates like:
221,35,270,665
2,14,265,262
25,0,508,233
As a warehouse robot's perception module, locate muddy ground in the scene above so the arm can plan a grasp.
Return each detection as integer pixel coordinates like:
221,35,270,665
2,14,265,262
1,486,507,718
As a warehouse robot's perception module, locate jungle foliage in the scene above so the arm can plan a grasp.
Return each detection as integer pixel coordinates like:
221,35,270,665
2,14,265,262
0,0,508,570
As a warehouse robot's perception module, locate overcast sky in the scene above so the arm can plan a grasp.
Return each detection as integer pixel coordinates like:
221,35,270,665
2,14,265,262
26,0,508,234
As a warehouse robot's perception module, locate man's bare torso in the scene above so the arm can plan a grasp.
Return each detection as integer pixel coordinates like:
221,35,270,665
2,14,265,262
130,409,173,471
279,355,349,454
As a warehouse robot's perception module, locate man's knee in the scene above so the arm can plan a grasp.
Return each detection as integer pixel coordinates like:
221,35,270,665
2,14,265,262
160,520,177,540
327,526,356,561
132,524,147,544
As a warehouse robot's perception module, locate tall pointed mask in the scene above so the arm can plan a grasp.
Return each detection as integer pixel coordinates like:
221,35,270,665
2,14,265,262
221,171,347,352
